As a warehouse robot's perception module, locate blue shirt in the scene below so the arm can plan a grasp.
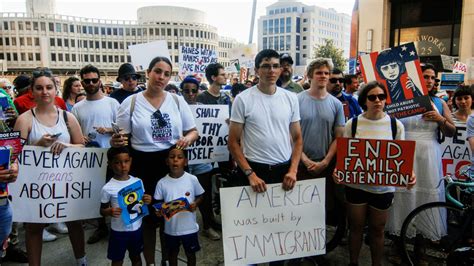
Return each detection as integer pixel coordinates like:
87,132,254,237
337,92,362,121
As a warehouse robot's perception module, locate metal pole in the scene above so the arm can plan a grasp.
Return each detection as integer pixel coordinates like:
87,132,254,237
248,0,257,44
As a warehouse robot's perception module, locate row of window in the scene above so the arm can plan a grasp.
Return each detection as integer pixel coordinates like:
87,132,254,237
1,21,216,39
268,6,300,15
319,20,341,31
262,17,294,35
0,36,217,51
319,10,340,22
319,29,339,38
262,35,293,51
0,52,40,62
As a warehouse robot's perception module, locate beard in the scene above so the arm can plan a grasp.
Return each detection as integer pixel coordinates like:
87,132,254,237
85,85,100,95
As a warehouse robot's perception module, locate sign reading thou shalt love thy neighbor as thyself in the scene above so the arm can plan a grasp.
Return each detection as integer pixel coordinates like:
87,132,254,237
187,105,229,164
220,179,326,265
9,146,107,223
335,138,415,186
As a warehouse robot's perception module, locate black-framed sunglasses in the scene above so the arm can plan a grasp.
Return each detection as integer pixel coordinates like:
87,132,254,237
82,78,99,84
329,78,345,84
32,68,53,78
0,86,12,90
183,89,198,94
367,94,387,102
152,110,168,127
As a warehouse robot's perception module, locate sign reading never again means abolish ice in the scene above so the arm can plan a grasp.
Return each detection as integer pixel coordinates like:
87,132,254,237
220,179,326,265
9,146,107,223
187,105,229,165
441,122,472,180
335,138,415,186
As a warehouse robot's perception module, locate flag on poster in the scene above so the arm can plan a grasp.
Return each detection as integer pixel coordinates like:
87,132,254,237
359,43,432,118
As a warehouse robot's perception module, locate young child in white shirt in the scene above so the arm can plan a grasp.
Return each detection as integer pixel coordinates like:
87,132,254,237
100,146,152,266
154,145,204,266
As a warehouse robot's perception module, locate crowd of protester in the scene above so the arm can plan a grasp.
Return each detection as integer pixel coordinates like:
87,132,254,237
0,47,472,266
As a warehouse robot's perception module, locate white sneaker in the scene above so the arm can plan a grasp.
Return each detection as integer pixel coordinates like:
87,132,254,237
42,229,57,242
202,228,220,240
49,222,68,234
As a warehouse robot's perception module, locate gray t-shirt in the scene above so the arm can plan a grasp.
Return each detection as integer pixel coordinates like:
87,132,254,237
298,90,345,160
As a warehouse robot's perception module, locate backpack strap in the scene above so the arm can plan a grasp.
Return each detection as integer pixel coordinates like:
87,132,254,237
171,93,180,111
351,116,358,138
63,110,72,136
390,116,397,140
129,94,137,136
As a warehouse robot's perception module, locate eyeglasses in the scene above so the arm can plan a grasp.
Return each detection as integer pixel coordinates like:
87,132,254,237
259,64,281,70
32,68,53,78
329,78,345,84
122,75,138,81
82,78,99,84
152,110,168,127
0,86,11,90
183,89,198,94
367,94,387,102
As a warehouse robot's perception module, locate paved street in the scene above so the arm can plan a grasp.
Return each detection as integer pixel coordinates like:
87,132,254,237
2,215,396,266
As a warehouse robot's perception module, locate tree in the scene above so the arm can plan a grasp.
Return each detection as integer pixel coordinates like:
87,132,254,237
313,39,347,71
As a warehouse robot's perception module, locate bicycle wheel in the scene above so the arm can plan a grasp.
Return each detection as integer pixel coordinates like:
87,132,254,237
400,202,467,265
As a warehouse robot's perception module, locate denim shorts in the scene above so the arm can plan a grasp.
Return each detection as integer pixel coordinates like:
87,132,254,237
0,202,12,242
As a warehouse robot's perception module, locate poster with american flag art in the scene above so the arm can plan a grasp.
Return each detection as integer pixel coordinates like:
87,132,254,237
359,42,432,118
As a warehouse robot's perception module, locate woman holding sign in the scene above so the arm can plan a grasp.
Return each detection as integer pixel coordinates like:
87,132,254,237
111,57,198,265
13,68,86,266
334,81,415,266
386,64,455,263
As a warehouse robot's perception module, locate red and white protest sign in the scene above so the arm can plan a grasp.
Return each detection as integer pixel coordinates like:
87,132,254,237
335,138,415,186
441,122,471,180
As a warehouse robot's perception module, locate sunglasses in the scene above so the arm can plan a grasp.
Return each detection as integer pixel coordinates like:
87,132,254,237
32,68,53,78
329,78,345,84
82,78,99,84
183,89,198,94
152,110,168,127
367,94,387,102
0,86,12,90
122,75,138,81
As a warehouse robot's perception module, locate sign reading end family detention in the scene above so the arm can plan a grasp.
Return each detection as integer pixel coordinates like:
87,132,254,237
220,179,326,265
335,138,415,186
9,146,107,223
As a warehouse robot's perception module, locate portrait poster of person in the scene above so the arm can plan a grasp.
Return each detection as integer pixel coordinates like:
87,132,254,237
118,181,149,225
359,42,432,118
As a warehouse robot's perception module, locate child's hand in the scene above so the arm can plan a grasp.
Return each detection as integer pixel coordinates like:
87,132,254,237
110,207,122,218
189,202,197,212
142,194,152,204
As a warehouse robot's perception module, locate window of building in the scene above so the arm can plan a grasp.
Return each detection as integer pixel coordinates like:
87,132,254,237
125,28,130,36
119,28,123,36
0,54,3,60
303,45,307,49
286,17,291,32
101,41,106,49
50,38,55,46
56,39,62,47
280,36,284,50
263,20,268,35
21,53,26,61
269,19,273,34
273,36,278,50
114,42,118,49
13,53,18,61
286,7,291,12
82,40,87,48
269,10,274,15
286,35,291,50
292,7,297,12
113,28,118,35
3,22,8,30
174,42,178,49
58,53,63,61
263,37,268,49
51,53,56,62
296,18,301,33
35,53,40,61
174,55,178,63
161,28,165,36
120,55,125,62
127,55,131,62
95,55,99,62
296,35,300,50
27,37,32,46
18,22,24,31
108,42,112,49
0,38,2,46
94,41,99,49
19,38,25,46
167,28,171,36
107,28,112,35
137,28,142,36
108,55,113,62
275,9,280,14
269,37,273,49
49,23,54,32
275,19,279,34
6,54,11,61
26,22,32,30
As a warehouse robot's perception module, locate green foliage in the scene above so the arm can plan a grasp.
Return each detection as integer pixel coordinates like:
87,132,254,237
313,39,347,71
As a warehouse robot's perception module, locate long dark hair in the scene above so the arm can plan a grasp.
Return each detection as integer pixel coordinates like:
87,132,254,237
62,76,80,100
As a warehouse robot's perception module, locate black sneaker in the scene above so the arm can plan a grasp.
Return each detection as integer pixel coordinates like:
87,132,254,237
87,227,108,244
3,245,28,263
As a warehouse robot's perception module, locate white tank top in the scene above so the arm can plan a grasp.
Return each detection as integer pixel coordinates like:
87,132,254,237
28,108,71,145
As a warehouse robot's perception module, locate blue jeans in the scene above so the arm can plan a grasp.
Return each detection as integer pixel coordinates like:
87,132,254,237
0,202,12,248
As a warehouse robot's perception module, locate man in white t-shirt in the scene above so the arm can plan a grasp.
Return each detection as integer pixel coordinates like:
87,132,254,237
228,49,303,193
72,64,120,244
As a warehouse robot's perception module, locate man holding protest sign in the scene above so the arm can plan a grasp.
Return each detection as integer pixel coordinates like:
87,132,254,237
72,64,120,244
228,49,302,193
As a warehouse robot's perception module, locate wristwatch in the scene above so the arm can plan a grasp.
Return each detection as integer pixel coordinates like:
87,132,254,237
243,168,254,177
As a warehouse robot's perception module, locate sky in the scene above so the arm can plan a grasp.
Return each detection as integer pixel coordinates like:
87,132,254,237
0,0,356,43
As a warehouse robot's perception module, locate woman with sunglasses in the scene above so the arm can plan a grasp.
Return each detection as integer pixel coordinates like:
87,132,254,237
111,57,198,266
62,76,83,111
451,85,474,123
334,81,414,266
13,68,86,266
386,64,455,264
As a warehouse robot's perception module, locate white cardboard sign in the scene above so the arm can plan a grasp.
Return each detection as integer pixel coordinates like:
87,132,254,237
129,40,171,71
220,179,326,265
10,146,107,223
